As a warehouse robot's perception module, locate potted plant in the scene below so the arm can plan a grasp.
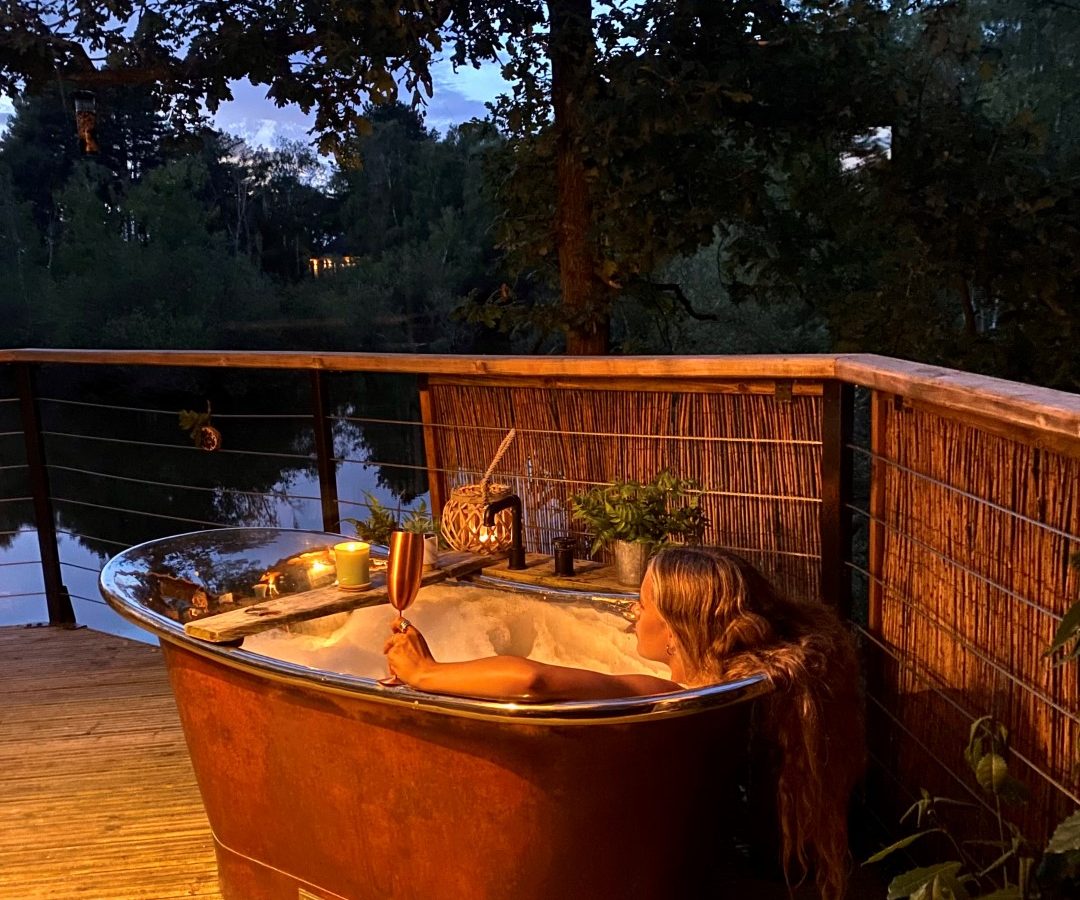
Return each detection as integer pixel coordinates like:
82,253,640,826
342,494,399,546
401,500,441,570
344,496,442,569
571,470,708,586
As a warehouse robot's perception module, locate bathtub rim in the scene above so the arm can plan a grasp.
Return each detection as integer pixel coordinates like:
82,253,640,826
100,526,771,725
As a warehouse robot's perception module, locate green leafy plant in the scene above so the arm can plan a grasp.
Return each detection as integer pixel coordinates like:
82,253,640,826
342,495,441,546
866,716,1079,898
400,500,439,536
1045,552,1080,666
570,470,708,555
867,548,1080,899
342,494,400,546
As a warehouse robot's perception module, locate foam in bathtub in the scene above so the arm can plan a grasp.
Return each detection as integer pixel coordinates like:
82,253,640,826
241,584,668,681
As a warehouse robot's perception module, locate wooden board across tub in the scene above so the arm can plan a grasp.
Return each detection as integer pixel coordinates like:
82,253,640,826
183,550,494,644
482,554,639,596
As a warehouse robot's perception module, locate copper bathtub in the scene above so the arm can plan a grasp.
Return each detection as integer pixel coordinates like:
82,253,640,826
101,528,769,900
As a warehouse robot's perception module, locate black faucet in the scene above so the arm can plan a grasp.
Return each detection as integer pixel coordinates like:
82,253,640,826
483,494,526,570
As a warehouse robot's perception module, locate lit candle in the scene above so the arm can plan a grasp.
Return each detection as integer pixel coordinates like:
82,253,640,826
334,541,371,590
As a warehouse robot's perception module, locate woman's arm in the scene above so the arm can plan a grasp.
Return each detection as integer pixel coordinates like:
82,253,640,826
383,621,681,702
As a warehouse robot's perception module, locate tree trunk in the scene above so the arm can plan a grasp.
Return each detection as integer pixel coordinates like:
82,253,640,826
549,0,608,354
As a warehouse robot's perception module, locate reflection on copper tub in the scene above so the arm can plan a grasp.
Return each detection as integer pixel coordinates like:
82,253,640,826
101,528,769,900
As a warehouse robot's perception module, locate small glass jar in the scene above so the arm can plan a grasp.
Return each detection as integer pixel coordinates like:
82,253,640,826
553,537,577,577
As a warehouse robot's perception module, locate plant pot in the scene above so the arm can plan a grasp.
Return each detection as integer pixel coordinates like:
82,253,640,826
613,540,650,587
422,533,439,571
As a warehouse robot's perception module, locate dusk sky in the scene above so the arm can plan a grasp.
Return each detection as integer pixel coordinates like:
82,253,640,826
0,58,508,147
207,58,507,148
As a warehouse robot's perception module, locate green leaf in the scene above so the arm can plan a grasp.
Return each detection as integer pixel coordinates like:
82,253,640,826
888,863,963,900
997,774,1029,805
1045,601,1080,658
1046,809,1080,854
975,753,1009,794
866,829,944,864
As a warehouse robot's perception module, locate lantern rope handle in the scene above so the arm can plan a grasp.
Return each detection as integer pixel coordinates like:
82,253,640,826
480,428,517,501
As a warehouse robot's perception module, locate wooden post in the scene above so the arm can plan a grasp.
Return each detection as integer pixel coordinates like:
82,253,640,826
820,380,854,618
417,376,445,516
16,363,75,626
309,370,340,533
867,390,890,633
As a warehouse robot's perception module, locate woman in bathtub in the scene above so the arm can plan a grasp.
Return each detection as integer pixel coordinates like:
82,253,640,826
384,545,863,898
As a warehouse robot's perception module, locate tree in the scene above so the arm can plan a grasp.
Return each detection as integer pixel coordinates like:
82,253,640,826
711,0,1080,389
0,1,887,353
314,108,503,353
473,0,890,350
0,162,43,342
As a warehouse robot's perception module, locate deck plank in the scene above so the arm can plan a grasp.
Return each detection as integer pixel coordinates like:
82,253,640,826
0,626,222,899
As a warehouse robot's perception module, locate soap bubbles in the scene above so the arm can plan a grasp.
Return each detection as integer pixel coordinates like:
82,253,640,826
243,584,667,682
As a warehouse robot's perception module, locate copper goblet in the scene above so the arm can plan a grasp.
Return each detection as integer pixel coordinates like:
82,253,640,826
380,530,426,685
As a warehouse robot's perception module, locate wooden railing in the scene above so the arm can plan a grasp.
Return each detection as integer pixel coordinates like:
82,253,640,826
1,349,1077,846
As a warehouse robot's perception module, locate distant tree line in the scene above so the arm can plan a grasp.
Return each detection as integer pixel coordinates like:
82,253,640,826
2,1,1079,388
0,92,505,354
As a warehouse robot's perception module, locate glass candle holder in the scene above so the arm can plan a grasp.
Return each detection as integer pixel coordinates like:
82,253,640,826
553,537,576,577
334,541,371,590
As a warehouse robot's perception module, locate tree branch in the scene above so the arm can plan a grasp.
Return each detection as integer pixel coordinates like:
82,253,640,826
649,282,721,321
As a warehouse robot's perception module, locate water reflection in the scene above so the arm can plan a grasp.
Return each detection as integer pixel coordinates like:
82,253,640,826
0,367,432,634
104,528,343,625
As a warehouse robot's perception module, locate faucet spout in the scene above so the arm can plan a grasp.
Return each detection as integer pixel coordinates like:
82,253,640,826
483,494,526,570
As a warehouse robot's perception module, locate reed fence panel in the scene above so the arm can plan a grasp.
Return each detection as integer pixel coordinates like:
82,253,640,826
427,380,824,603
859,396,1080,843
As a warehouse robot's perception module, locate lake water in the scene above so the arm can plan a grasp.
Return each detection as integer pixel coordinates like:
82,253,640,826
0,369,432,642
0,463,413,643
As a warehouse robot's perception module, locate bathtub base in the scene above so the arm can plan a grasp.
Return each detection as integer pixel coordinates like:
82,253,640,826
165,642,752,900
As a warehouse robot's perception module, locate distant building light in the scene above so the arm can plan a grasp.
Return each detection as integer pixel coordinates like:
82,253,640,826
308,255,357,277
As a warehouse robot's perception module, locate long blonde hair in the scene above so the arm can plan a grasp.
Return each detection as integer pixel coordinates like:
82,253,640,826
650,546,864,899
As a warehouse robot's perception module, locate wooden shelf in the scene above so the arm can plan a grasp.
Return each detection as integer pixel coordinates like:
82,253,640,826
480,553,638,595
184,550,493,643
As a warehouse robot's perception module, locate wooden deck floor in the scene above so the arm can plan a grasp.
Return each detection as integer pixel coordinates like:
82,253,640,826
0,625,892,900
0,625,222,899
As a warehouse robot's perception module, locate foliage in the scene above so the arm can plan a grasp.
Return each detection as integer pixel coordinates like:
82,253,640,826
0,87,500,354
342,494,400,547
1045,552,1080,665
343,496,439,546
400,500,439,536
0,2,537,159
611,241,832,355
867,716,1078,898
4,1,1080,383
693,0,1080,390
571,470,707,554
466,0,893,351
0,0,897,353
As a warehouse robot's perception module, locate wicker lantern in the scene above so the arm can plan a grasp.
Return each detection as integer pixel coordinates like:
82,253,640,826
440,429,517,554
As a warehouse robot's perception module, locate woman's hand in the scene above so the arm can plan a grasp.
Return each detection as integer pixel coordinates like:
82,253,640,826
382,617,436,687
